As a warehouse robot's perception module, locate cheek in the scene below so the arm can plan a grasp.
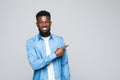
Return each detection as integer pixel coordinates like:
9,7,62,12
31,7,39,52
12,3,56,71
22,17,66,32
47,23,51,26
47,24,50,27
36,24,41,29
37,23,41,27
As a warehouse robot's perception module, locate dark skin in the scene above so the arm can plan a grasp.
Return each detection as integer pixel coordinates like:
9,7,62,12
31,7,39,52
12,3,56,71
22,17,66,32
55,45,69,57
36,16,51,37
36,16,68,57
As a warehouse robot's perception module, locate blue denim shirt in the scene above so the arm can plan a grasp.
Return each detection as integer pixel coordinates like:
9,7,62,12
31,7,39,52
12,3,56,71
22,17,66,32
26,33,70,80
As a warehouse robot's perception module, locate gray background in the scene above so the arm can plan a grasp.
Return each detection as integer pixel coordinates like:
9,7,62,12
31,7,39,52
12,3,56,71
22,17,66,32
0,0,120,80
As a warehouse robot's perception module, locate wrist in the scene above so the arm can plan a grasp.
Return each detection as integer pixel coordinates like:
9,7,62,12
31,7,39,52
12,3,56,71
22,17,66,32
55,51,59,57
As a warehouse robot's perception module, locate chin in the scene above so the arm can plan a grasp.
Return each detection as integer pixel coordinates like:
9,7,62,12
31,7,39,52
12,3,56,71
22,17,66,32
42,30,48,33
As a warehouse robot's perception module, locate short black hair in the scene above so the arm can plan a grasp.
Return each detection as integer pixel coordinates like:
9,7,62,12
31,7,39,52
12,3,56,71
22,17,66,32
36,10,51,21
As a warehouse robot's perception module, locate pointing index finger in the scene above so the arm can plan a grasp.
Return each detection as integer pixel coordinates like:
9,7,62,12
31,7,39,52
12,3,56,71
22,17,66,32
63,45,69,49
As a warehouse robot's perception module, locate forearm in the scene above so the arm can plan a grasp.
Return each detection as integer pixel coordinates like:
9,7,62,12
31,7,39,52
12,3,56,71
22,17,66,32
28,52,57,70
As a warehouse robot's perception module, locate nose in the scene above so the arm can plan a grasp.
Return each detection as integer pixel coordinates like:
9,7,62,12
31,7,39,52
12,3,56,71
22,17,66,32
42,22,46,27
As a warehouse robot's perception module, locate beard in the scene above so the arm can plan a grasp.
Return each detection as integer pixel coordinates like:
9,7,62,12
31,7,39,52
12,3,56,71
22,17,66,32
39,28,51,37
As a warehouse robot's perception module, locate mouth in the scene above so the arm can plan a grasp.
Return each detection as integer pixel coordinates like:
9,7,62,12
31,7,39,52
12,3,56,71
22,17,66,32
41,27,49,32
42,27,48,31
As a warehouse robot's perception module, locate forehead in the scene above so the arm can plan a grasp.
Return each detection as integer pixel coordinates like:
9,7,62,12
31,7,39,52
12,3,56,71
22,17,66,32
37,16,50,21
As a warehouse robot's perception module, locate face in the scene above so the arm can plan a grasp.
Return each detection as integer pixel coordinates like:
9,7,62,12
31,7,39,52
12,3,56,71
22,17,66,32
36,16,51,34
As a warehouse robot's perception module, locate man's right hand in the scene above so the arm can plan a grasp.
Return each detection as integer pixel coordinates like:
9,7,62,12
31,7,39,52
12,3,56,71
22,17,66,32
55,45,68,57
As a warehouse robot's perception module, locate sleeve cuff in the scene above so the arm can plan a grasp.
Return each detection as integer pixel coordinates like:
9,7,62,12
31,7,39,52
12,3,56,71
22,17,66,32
49,52,57,60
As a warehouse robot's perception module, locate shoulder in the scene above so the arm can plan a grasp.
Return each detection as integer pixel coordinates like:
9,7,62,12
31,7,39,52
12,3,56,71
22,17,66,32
52,34,65,45
26,35,38,45
52,34,64,41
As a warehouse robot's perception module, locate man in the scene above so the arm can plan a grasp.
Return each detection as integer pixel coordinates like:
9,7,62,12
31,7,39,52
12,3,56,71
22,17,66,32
26,10,70,80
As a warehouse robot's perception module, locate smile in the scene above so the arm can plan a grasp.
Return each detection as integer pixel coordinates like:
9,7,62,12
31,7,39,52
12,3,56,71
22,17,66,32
43,28,48,30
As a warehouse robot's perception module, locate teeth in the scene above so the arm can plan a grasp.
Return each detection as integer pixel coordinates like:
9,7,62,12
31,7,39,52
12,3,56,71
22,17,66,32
43,28,47,30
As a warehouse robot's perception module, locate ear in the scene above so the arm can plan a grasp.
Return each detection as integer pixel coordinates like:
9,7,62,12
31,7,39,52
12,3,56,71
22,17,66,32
36,22,38,27
50,21,52,25
49,21,52,27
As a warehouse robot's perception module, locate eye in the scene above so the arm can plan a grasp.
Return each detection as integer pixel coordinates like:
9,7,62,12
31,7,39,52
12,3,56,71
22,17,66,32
45,21,50,23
